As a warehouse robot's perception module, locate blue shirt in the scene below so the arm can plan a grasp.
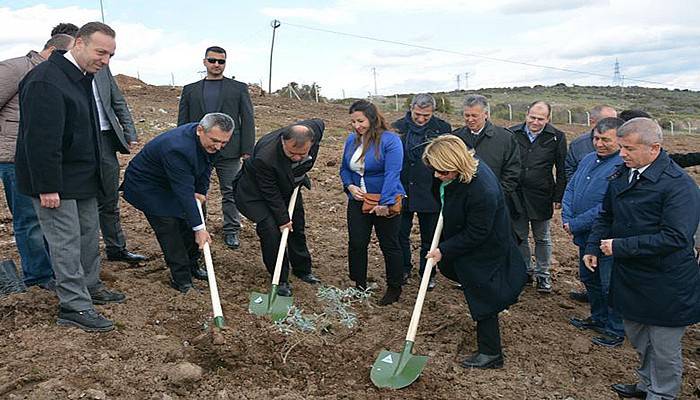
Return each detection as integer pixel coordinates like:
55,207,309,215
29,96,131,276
524,125,538,143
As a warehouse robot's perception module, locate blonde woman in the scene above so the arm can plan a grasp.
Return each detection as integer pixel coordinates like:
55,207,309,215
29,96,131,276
424,135,527,369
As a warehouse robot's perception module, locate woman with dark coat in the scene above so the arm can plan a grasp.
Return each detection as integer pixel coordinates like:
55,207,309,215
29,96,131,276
424,135,527,369
340,100,405,305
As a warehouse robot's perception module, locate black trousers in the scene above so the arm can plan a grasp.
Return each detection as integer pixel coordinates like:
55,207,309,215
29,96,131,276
145,214,200,286
255,194,312,283
399,210,439,276
476,314,502,355
347,199,403,287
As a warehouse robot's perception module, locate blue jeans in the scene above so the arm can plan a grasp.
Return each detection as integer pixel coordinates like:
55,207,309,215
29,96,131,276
0,163,53,285
578,247,624,337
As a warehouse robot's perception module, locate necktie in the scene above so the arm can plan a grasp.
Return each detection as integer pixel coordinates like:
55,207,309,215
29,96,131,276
629,169,639,184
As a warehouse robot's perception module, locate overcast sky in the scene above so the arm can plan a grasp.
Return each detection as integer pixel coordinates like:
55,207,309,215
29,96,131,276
1,0,698,98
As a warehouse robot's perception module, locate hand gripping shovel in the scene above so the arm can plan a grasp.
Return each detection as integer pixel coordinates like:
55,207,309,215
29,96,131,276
248,185,300,321
196,200,225,330
370,213,444,389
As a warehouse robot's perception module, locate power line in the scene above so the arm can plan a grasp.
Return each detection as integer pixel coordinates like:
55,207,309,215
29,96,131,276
280,20,692,90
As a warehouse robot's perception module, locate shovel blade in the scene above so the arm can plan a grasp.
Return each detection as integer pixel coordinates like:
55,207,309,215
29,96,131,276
248,289,293,322
370,346,428,389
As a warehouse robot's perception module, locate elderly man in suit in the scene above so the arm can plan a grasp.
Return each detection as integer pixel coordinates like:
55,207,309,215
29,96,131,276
0,33,74,288
92,66,146,264
177,46,255,250
122,113,234,293
584,118,700,400
15,22,125,332
233,120,324,296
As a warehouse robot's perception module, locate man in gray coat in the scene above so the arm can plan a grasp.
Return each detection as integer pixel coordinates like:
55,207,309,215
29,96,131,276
0,33,74,288
92,66,146,264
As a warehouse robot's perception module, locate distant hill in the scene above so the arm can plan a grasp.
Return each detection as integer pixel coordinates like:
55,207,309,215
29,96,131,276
348,84,700,133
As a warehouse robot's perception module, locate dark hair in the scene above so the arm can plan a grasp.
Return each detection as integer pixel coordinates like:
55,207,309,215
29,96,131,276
527,100,551,115
619,109,651,121
282,125,315,146
77,22,116,40
349,100,388,160
205,46,226,57
43,34,74,51
51,22,79,37
594,117,625,134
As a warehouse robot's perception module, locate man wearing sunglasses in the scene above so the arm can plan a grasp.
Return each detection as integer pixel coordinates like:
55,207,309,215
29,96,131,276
178,46,255,252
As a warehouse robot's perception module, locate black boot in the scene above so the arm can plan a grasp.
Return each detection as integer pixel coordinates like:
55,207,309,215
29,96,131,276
379,285,401,306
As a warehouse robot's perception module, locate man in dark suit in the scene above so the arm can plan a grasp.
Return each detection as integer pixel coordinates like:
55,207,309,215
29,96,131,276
233,120,324,296
391,93,451,290
121,113,234,293
510,101,567,293
92,66,146,264
15,22,125,332
177,46,255,250
584,118,700,400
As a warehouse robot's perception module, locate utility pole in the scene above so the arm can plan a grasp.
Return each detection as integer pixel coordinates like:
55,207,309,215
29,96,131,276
456,74,461,90
268,19,281,95
613,58,622,86
372,67,378,97
99,0,105,22
465,72,469,90
170,72,174,87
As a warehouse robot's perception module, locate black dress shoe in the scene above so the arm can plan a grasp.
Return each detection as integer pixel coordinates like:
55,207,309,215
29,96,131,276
569,289,589,303
592,334,624,348
107,250,147,264
224,233,240,249
90,288,126,305
57,308,114,332
191,266,208,281
293,272,321,284
379,286,401,306
170,280,197,294
277,282,292,297
610,383,646,398
570,316,605,331
460,353,504,369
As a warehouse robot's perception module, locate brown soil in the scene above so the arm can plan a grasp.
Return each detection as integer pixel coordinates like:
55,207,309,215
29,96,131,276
1,80,699,399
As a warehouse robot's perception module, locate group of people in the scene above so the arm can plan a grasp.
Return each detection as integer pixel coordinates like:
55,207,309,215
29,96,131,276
2,20,700,400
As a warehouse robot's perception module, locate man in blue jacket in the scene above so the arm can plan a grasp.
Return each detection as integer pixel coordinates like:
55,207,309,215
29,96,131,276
562,117,625,348
584,118,700,400
391,94,451,289
122,113,234,293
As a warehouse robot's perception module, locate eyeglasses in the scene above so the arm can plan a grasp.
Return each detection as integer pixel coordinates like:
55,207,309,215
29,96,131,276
206,58,226,65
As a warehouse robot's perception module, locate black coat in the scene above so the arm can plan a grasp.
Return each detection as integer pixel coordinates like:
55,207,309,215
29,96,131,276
15,51,103,199
510,122,567,221
392,113,451,213
454,120,522,217
233,119,324,226
585,151,700,327
437,162,527,321
177,77,255,159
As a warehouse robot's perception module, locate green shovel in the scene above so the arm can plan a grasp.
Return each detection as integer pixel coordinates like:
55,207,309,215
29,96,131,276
196,200,225,329
370,213,444,389
249,185,300,321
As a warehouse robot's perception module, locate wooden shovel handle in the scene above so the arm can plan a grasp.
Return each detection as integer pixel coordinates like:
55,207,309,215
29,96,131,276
271,185,301,286
405,213,444,342
196,199,224,320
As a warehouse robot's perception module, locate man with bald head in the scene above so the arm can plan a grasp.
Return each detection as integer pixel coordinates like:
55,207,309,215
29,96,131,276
584,118,700,400
510,101,567,293
15,22,124,332
234,120,324,296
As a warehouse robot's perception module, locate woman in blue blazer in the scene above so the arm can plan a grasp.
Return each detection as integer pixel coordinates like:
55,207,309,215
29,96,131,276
340,100,405,305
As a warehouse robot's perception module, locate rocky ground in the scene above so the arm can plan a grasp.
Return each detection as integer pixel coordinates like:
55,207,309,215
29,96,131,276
1,77,699,399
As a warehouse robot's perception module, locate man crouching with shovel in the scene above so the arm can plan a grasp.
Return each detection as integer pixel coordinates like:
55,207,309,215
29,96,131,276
122,113,234,293
234,119,324,297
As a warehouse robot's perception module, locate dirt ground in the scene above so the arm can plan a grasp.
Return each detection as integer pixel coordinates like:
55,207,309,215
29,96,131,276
1,78,699,399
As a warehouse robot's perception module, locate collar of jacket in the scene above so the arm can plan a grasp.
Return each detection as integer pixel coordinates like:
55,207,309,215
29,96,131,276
395,112,445,134
637,150,677,183
49,50,90,83
479,120,497,137
26,50,45,66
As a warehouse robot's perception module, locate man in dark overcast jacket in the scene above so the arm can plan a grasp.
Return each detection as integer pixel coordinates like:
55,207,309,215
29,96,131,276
510,101,567,293
392,93,451,289
234,119,324,296
584,118,700,400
